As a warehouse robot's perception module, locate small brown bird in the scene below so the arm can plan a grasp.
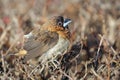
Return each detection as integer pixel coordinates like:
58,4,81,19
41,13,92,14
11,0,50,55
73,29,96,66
23,16,72,63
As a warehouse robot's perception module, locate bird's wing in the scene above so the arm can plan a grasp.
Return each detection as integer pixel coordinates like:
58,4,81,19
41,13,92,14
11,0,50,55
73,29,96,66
23,31,59,62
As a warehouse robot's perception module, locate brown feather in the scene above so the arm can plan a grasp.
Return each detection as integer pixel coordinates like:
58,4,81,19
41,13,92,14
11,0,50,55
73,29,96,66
23,31,59,62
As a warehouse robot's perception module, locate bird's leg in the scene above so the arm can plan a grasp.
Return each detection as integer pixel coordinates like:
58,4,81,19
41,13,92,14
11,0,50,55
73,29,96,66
39,64,45,73
48,52,62,70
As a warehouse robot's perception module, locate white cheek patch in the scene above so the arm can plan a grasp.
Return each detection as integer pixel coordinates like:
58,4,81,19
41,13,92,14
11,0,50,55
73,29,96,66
24,32,33,38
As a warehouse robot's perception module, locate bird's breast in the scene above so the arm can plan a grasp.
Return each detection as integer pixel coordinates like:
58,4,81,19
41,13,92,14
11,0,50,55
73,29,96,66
47,37,70,55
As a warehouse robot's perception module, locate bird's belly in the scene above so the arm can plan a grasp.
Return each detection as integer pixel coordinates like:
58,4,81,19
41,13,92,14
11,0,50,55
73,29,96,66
47,38,69,55
39,37,70,63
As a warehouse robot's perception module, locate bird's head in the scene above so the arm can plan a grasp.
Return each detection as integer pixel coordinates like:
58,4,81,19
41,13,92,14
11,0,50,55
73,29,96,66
42,16,71,31
42,16,72,39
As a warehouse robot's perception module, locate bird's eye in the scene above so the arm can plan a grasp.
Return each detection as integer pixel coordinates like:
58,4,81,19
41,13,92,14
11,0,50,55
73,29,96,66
58,21,63,26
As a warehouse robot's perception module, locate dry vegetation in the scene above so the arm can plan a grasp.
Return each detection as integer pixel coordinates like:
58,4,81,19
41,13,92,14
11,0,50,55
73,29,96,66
0,0,120,80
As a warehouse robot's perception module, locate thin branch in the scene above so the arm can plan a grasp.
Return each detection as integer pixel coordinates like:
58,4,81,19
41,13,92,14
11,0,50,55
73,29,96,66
91,68,104,80
59,69,74,80
1,51,7,79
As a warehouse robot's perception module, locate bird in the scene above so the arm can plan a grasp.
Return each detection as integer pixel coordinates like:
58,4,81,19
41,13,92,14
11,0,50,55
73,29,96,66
23,16,72,63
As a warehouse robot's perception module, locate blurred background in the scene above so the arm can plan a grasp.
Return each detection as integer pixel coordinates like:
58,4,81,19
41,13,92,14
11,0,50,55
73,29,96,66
0,0,120,48
0,0,120,80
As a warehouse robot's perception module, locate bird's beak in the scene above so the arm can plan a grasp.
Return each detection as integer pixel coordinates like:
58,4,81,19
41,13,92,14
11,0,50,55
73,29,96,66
63,18,72,28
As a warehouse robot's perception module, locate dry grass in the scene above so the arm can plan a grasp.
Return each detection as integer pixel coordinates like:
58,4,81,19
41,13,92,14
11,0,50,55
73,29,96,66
0,0,120,80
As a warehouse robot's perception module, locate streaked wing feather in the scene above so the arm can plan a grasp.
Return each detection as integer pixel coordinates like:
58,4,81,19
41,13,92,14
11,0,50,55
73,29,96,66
23,31,59,61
